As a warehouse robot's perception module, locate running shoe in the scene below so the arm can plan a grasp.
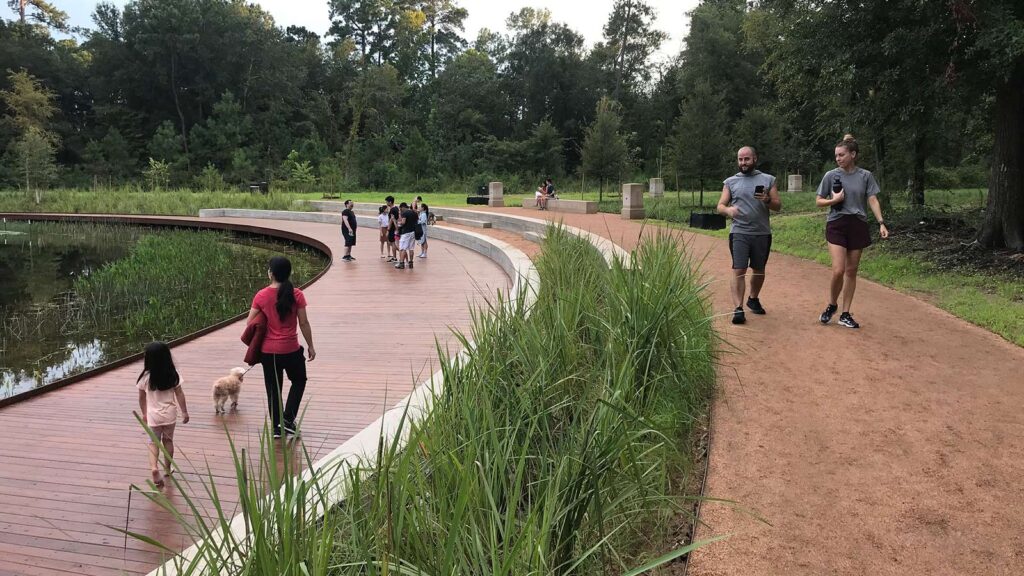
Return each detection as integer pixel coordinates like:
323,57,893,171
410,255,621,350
838,312,860,329
732,307,746,325
746,297,766,314
820,303,838,324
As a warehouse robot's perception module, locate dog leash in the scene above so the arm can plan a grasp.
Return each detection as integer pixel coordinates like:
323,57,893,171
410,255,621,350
242,365,256,376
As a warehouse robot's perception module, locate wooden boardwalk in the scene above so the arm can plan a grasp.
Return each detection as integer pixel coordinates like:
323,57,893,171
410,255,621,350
0,215,511,576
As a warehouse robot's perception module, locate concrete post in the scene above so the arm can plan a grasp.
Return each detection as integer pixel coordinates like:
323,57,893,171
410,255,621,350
649,177,664,198
488,181,504,207
621,183,645,219
787,174,803,193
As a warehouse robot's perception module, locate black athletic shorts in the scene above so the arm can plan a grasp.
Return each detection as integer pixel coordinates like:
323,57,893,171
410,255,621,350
342,229,356,247
729,233,772,271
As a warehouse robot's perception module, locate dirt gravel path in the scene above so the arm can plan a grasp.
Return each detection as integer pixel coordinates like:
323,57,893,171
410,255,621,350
475,208,1024,575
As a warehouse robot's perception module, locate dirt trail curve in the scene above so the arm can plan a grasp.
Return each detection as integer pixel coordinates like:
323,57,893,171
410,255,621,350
476,207,1024,576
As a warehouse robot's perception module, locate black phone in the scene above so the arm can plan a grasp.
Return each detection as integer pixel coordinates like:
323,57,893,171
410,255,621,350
754,185,765,195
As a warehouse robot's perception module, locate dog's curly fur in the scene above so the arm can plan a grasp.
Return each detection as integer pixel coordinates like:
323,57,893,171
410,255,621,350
213,367,246,414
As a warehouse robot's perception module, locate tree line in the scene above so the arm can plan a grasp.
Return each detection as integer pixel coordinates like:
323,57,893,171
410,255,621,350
1,0,1022,248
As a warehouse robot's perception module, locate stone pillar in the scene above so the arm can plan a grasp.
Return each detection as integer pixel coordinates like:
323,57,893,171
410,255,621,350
488,181,504,207
621,183,645,219
649,177,664,198
787,174,803,193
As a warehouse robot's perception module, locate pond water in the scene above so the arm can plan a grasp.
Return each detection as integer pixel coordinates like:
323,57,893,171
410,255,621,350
0,220,327,400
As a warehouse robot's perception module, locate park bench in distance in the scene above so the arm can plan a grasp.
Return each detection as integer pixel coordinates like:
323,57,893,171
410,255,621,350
521,198,598,214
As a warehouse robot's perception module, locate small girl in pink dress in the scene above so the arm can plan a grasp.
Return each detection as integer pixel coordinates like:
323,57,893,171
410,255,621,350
136,342,189,487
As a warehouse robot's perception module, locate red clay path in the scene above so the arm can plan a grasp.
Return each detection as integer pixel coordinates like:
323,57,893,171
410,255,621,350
471,207,1024,576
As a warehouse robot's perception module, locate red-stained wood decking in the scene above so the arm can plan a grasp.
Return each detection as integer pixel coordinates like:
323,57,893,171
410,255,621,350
0,216,510,576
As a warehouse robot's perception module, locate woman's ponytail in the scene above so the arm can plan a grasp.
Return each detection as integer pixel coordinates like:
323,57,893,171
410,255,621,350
268,256,296,319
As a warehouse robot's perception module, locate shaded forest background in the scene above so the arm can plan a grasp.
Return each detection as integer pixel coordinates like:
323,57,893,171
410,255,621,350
1,0,1022,247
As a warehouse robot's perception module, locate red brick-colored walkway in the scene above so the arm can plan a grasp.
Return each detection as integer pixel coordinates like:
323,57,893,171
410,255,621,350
0,215,510,576
467,206,1024,576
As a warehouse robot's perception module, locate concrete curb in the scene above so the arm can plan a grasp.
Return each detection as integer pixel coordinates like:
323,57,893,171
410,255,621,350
151,207,626,576
150,208,537,576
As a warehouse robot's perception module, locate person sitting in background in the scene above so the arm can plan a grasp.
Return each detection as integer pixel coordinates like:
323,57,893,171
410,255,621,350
535,185,549,210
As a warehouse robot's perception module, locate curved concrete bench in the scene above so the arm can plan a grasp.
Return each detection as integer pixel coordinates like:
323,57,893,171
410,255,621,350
521,198,598,214
153,209,539,576
296,202,630,266
155,208,629,576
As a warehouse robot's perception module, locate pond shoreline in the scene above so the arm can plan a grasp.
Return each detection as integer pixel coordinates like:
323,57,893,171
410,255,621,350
0,213,332,409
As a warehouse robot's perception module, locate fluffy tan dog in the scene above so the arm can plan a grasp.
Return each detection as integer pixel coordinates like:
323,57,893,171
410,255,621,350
212,367,246,414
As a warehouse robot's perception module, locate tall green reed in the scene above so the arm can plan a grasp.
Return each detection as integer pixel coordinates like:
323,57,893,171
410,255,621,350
332,226,718,574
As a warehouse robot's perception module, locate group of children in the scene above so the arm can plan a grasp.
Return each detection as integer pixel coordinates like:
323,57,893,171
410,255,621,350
377,195,430,269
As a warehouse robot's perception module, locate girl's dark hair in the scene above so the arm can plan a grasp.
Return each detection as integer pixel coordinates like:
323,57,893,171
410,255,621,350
420,203,429,212
269,256,295,319
836,133,859,154
138,341,180,391
378,205,386,214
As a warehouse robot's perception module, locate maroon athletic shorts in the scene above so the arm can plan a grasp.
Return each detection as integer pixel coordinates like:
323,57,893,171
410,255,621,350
826,214,871,250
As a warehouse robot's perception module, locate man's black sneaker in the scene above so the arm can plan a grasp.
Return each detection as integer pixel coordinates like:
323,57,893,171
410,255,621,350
283,424,301,438
407,261,414,269
746,297,766,315
838,312,860,329
272,428,282,439
732,307,746,325
820,303,838,324
395,262,405,269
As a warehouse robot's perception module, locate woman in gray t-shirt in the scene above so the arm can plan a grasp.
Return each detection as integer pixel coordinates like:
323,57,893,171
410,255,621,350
814,135,889,329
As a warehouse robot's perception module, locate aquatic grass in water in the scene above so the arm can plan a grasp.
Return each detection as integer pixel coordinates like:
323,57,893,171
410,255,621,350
137,226,720,575
0,222,326,398
72,231,323,339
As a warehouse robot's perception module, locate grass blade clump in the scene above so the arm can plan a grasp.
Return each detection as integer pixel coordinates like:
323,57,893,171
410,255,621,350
333,226,718,574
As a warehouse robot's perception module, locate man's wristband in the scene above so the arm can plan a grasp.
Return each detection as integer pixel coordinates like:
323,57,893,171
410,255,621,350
878,221,885,226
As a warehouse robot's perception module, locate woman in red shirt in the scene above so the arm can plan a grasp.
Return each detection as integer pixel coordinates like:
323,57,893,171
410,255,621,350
247,256,316,438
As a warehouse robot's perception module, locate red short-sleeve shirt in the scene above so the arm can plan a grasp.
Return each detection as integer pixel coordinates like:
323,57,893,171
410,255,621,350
251,286,307,355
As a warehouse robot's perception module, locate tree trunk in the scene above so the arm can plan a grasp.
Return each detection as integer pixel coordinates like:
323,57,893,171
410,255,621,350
612,0,633,101
170,53,191,172
18,0,26,24
874,134,891,213
429,14,437,80
978,57,1024,251
910,130,926,206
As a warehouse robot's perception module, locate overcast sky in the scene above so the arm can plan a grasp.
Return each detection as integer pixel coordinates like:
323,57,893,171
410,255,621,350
60,0,699,63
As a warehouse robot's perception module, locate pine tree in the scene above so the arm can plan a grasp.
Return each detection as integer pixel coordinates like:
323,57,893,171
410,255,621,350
581,97,629,201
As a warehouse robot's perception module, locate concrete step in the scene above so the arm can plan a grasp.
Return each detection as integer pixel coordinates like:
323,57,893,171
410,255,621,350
523,231,545,243
445,216,492,229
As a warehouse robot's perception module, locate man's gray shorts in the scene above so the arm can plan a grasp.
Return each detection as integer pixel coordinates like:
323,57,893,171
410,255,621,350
729,233,772,270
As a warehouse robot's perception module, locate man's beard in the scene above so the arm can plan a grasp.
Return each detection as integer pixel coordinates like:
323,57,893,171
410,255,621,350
739,165,753,174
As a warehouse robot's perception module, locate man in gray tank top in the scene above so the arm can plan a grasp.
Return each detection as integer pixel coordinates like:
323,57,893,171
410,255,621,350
716,146,781,325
